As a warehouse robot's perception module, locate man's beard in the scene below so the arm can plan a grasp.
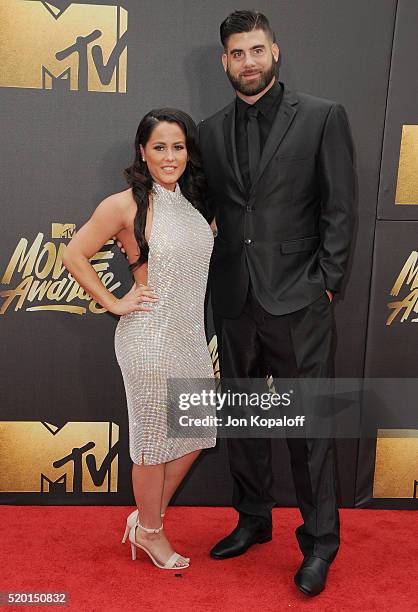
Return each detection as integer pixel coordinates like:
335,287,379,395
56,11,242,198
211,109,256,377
226,57,278,96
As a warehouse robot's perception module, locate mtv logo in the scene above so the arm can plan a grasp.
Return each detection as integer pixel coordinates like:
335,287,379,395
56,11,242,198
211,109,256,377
0,421,119,493
0,1,127,93
51,222,76,238
373,429,418,498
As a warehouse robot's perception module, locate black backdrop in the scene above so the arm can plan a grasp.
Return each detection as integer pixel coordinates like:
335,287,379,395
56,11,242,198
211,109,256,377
0,0,416,509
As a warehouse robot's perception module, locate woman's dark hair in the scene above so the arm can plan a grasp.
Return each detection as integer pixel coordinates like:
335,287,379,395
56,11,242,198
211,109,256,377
124,108,208,273
220,10,275,50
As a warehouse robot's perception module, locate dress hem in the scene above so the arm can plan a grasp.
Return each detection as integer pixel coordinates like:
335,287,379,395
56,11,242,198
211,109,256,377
130,440,217,466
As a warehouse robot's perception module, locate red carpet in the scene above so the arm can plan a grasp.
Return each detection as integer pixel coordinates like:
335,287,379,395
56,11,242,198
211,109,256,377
0,506,417,611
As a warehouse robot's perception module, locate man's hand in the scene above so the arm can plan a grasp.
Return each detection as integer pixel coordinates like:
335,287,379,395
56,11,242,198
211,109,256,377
112,236,127,257
326,289,333,302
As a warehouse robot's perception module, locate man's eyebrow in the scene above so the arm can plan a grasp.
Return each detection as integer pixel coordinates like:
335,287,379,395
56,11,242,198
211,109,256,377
229,44,266,54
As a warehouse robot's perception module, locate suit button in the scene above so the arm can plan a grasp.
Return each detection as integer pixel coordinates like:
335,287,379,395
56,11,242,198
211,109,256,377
245,238,252,245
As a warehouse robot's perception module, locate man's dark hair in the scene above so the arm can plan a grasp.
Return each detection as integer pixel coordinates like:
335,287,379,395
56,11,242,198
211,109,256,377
220,10,275,49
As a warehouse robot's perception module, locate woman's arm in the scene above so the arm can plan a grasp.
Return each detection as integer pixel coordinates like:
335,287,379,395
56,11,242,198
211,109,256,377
62,193,156,314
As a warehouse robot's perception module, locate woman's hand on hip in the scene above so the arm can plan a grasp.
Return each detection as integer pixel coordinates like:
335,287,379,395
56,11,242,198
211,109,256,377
110,283,157,315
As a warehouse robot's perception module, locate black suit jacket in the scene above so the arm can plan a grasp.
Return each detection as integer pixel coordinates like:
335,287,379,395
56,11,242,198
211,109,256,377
198,82,355,318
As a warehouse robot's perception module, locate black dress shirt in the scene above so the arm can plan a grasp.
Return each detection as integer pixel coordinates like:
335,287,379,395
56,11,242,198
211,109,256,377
235,78,284,193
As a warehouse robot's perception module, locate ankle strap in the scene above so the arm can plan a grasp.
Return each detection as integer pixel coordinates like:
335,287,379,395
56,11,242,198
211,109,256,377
136,519,163,534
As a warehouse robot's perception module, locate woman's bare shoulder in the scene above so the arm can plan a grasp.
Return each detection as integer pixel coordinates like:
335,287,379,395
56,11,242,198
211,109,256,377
95,188,136,225
101,187,134,210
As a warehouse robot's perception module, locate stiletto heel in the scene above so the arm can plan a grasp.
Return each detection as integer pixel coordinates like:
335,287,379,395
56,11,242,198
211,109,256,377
128,520,190,570
122,509,165,544
122,523,130,544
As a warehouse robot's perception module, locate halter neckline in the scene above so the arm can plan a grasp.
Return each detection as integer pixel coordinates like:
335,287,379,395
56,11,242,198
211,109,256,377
152,181,181,196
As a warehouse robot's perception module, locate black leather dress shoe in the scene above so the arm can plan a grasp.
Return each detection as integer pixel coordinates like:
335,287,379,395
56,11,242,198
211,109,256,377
210,524,272,559
294,556,330,596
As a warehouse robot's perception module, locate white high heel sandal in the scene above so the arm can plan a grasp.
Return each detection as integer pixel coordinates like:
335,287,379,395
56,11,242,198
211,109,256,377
121,509,165,544
128,520,190,570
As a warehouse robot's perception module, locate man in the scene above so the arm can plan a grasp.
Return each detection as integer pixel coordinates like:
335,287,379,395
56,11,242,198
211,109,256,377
197,10,355,596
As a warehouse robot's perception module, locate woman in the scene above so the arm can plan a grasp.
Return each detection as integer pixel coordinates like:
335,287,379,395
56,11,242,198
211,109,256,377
62,109,216,570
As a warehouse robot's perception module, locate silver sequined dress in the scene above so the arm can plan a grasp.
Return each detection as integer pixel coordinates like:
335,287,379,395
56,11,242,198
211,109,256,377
114,181,216,464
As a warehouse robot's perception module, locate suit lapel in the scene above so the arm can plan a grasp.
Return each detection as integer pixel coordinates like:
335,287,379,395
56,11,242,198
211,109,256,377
250,86,299,195
223,102,245,193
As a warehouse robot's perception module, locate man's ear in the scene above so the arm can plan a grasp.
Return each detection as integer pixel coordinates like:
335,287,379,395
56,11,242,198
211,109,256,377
221,52,228,73
272,43,280,63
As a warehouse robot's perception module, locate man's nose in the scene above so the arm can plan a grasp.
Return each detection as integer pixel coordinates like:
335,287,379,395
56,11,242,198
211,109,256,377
243,52,257,67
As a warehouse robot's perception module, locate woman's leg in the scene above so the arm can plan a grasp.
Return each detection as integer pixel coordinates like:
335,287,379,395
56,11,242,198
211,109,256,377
160,450,201,515
132,460,165,526
131,461,188,567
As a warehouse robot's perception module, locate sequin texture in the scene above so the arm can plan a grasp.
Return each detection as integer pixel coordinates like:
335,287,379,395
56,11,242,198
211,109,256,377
114,182,216,464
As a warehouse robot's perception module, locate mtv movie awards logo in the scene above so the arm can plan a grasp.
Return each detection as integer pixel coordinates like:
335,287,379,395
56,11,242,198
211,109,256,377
0,223,121,315
0,1,127,93
386,251,418,325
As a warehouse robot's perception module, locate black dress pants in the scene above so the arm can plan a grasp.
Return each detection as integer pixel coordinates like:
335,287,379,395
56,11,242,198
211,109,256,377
213,284,340,563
